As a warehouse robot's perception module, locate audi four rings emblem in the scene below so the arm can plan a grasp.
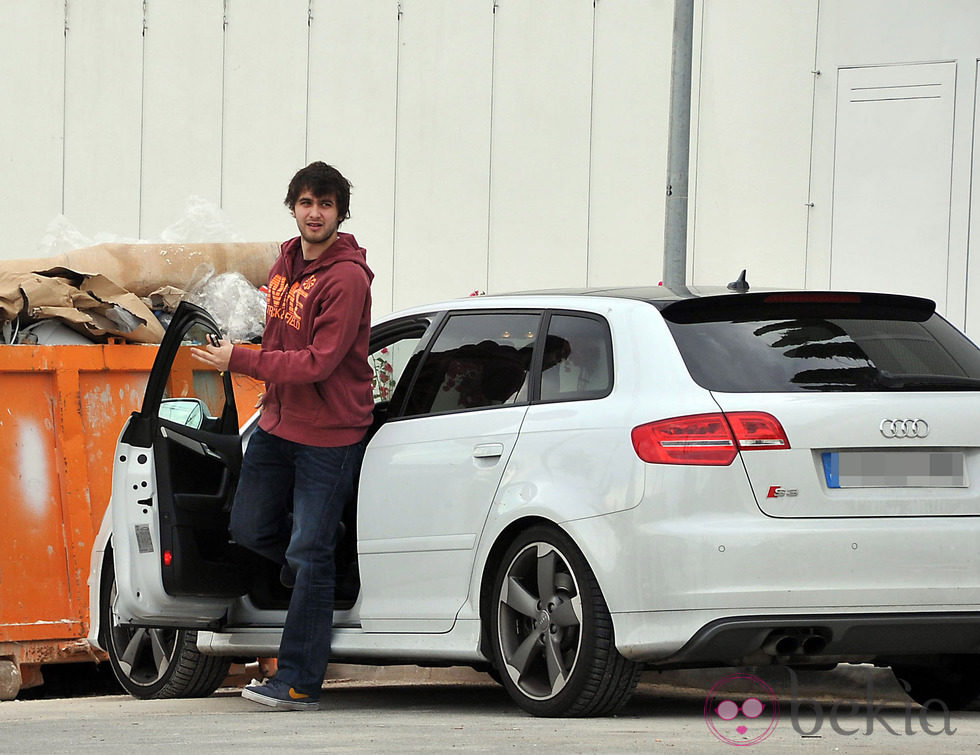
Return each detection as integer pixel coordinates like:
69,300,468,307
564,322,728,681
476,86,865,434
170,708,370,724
879,419,929,438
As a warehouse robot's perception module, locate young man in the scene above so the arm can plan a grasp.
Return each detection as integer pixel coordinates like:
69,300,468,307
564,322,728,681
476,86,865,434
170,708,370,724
193,162,374,710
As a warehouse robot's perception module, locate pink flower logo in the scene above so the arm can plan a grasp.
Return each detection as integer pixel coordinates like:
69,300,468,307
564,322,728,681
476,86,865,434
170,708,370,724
704,674,780,746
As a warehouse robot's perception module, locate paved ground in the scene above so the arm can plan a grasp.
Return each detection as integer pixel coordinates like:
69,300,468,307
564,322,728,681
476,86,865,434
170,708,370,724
1,665,978,753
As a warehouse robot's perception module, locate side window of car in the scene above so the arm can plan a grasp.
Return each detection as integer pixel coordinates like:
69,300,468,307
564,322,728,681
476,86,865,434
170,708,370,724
369,335,424,408
539,314,613,402
401,312,541,417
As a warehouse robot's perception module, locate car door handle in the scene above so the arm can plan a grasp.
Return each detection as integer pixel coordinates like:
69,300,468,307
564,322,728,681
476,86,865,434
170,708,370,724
473,443,504,459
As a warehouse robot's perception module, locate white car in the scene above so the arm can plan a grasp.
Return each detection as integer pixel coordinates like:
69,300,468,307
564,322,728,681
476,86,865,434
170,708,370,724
88,286,980,716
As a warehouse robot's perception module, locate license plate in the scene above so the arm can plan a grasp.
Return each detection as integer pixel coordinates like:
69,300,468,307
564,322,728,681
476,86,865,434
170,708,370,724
823,451,966,488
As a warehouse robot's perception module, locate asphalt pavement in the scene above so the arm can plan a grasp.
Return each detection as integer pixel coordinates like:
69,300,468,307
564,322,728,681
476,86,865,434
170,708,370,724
2,664,978,753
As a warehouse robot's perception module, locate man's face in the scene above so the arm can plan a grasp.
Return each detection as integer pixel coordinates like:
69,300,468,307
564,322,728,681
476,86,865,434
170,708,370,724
292,190,341,247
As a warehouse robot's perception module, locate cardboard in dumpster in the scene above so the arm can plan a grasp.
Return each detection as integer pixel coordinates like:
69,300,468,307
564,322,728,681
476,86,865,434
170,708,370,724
144,285,186,313
0,241,279,298
0,266,165,344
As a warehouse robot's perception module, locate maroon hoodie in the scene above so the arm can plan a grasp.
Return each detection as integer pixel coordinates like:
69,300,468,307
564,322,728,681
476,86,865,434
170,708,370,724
228,233,374,447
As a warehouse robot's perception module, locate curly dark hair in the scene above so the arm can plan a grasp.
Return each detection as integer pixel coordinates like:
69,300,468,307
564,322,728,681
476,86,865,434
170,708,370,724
284,162,352,222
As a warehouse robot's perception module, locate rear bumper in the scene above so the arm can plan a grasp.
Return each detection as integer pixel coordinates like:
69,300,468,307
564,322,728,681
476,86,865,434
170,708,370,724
612,609,980,666
560,471,980,665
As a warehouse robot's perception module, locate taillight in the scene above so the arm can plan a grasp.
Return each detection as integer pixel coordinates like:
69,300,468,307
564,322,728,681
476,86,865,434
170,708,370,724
631,413,736,465
631,412,789,465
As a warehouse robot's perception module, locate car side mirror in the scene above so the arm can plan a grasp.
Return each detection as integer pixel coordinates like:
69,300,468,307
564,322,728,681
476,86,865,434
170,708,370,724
158,398,210,430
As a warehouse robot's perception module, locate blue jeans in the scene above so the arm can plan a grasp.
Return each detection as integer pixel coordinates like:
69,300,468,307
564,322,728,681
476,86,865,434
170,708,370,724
229,427,365,695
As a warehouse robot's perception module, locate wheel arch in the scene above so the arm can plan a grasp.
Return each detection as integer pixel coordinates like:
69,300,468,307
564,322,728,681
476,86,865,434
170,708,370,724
477,516,642,715
87,536,114,653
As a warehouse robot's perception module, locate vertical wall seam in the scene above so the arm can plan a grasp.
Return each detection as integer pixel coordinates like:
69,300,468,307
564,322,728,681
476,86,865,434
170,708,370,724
219,0,228,208
138,0,148,238
803,0,822,289
585,0,597,287
945,64,958,321
305,0,313,163
486,0,497,293
61,0,69,216
391,1,403,310
963,61,979,331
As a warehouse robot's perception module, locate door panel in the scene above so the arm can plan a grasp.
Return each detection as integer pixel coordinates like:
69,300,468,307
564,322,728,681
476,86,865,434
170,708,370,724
357,311,539,632
357,406,527,632
111,302,246,627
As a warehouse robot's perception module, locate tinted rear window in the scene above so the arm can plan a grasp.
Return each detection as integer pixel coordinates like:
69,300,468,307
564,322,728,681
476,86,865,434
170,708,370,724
661,293,980,392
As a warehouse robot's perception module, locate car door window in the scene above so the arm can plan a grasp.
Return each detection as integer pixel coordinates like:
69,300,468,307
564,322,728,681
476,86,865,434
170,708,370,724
401,313,540,417
539,314,613,402
370,337,422,404
157,321,228,431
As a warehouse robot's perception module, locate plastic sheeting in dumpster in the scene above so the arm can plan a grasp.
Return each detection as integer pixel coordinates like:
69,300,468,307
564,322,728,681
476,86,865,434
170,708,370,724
188,271,267,343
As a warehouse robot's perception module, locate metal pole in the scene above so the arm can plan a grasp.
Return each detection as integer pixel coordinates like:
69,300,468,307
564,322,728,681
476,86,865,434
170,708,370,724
662,0,695,289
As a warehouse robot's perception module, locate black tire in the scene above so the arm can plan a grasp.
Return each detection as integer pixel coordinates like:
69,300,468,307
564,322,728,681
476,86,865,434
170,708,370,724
487,525,641,717
892,657,980,710
100,548,231,699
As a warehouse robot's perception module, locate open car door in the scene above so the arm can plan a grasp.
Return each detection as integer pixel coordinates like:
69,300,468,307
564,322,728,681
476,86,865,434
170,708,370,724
111,302,251,628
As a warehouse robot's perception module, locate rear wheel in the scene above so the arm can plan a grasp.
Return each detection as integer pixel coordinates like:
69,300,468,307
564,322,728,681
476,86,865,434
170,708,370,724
100,549,231,699
892,657,980,710
488,525,641,717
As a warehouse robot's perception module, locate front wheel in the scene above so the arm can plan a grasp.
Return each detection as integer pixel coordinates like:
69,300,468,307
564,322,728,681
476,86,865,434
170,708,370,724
100,549,231,699
488,525,641,717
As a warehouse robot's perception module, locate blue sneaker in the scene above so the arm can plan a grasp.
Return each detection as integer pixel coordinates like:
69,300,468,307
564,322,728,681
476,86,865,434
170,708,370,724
242,677,320,711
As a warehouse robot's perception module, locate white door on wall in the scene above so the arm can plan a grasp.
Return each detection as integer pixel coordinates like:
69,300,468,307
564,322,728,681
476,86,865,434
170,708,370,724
829,62,956,311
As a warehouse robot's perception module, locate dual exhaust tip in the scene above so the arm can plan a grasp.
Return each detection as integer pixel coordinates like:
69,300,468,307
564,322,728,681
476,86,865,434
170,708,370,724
762,629,829,657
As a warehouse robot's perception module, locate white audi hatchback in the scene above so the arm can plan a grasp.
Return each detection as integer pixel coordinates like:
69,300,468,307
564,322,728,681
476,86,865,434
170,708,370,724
88,285,980,716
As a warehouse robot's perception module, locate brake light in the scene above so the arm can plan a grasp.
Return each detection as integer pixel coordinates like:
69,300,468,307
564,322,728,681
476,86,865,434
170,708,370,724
163,550,173,567
631,412,789,465
763,292,860,304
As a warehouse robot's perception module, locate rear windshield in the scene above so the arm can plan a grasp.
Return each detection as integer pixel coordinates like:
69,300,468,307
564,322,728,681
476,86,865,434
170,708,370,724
661,293,980,392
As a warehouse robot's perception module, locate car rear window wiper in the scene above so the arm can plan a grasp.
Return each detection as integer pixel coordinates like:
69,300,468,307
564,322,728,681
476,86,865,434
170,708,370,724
875,370,980,390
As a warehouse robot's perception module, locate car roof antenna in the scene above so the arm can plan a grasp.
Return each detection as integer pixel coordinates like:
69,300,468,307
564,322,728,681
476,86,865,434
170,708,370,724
727,269,749,292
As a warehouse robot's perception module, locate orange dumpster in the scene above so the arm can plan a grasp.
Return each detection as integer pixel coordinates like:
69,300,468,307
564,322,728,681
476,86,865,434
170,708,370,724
0,342,262,699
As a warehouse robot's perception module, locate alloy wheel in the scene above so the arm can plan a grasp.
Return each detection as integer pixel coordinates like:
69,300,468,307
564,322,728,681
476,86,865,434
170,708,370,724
496,541,584,700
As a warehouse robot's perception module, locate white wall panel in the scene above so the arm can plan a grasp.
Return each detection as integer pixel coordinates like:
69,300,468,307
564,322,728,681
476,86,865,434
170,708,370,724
488,0,594,293
221,0,309,243
391,0,494,310
0,0,64,258
140,0,224,238
588,0,672,287
308,0,399,316
63,0,144,239
690,0,817,289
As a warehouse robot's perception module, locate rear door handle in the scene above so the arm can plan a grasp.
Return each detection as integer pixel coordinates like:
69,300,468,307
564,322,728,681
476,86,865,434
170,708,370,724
473,443,504,459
